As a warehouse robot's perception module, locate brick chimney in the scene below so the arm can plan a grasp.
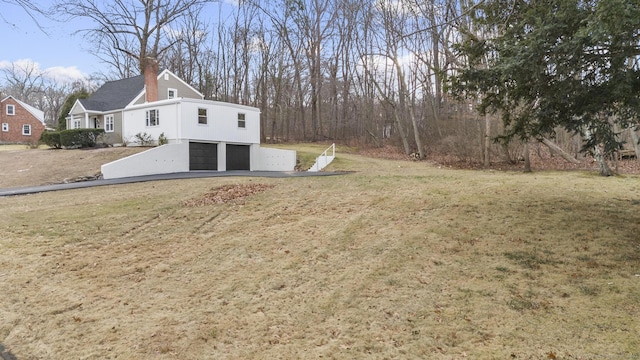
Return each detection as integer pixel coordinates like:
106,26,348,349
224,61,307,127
143,57,159,103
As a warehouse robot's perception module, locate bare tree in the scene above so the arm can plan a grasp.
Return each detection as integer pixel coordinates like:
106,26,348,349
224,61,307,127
1,0,47,31
54,0,213,75
161,4,214,93
1,61,44,103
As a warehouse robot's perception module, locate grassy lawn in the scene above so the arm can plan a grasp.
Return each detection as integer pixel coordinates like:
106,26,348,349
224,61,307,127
0,144,34,151
0,146,639,359
0,146,147,188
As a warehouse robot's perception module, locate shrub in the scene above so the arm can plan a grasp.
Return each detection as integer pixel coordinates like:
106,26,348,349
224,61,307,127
59,129,105,148
134,132,154,146
158,132,168,146
40,131,62,149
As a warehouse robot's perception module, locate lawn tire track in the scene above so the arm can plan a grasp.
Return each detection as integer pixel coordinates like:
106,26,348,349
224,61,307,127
192,212,228,234
120,210,177,238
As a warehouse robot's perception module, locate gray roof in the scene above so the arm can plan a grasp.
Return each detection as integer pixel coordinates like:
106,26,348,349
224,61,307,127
79,74,145,112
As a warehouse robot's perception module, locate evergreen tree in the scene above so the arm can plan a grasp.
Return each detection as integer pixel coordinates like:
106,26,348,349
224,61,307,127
57,89,90,131
453,0,640,174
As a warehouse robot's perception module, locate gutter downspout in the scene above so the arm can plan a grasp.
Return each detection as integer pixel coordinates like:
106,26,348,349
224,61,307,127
176,99,182,144
121,109,126,145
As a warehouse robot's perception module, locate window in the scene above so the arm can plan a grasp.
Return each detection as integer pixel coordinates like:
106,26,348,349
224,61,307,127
146,109,159,126
237,113,246,128
105,115,114,132
198,108,207,124
22,124,31,136
168,88,177,99
6,104,15,115
1,123,7,132
73,119,81,129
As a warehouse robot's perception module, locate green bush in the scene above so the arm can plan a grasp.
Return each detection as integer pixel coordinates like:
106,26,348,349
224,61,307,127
40,131,62,149
158,132,168,146
134,132,154,146
59,129,105,148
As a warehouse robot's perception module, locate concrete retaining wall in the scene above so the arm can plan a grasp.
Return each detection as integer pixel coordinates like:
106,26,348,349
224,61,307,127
101,143,296,179
101,142,189,179
253,146,297,171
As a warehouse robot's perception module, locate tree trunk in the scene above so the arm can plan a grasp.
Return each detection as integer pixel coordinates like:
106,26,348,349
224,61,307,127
594,148,613,176
523,141,531,172
540,138,581,164
484,114,491,167
393,110,411,155
583,129,613,176
629,127,640,164
394,57,424,159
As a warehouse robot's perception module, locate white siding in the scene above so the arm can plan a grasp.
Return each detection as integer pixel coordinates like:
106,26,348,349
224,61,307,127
178,100,260,144
122,102,180,144
122,99,260,146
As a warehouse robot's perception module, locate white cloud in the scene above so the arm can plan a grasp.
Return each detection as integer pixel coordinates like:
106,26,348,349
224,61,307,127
0,58,88,84
44,66,87,83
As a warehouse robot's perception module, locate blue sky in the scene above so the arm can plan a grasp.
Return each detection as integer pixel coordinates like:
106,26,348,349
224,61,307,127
0,1,102,82
0,1,231,84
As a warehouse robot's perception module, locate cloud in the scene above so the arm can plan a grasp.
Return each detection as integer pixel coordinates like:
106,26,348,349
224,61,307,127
44,66,87,83
0,58,88,84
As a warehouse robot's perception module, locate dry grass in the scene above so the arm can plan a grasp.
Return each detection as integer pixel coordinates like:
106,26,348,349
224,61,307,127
1,147,640,359
0,146,147,188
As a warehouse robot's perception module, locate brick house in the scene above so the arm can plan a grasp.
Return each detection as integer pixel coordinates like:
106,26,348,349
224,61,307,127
0,96,46,144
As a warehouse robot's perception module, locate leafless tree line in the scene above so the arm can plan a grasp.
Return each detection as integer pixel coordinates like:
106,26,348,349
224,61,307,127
4,0,638,165
155,0,482,158
0,61,95,127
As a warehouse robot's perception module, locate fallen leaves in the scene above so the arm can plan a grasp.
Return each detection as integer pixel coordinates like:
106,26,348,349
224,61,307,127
182,183,275,207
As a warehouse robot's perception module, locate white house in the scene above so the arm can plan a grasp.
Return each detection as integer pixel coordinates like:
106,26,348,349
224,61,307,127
69,58,296,179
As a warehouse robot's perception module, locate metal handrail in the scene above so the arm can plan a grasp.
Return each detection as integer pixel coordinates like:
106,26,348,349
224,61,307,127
318,143,335,170
309,143,335,171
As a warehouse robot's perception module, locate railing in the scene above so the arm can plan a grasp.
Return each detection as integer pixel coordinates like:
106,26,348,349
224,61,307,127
309,143,335,172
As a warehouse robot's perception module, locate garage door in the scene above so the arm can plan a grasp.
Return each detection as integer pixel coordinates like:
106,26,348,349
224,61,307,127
189,142,218,170
226,144,250,170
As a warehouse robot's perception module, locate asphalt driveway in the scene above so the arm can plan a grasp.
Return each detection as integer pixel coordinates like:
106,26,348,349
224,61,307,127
0,171,347,197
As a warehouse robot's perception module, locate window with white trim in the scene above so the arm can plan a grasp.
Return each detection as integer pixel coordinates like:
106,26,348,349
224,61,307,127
237,113,246,128
6,104,15,115
146,109,160,126
168,88,177,99
105,115,114,132
1,123,8,132
198,108,207,124
22,124,31,135
73,119,81,129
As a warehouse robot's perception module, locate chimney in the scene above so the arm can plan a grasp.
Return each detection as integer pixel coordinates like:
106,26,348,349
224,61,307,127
143,57,159,103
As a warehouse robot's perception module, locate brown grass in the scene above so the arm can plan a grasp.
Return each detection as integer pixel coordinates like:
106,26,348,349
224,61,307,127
0,146,146,188
1,146,639,359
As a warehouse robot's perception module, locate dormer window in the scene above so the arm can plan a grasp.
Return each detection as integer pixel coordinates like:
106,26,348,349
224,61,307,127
168,88,177,99
6,104,15,115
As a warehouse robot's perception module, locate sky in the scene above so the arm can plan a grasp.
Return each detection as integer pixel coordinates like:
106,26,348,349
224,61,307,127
0,1,230,85
0,1,102,83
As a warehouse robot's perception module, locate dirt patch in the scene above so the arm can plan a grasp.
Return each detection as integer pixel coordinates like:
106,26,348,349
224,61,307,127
182,183,275,207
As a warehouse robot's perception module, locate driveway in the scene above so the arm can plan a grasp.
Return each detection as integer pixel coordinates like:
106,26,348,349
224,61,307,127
0,171,347,197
